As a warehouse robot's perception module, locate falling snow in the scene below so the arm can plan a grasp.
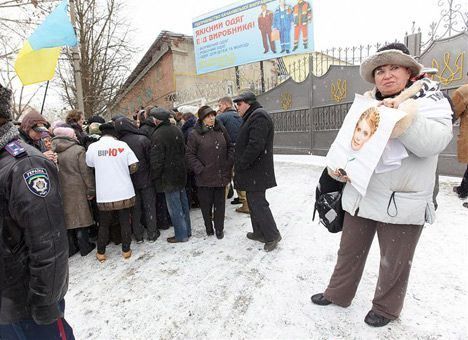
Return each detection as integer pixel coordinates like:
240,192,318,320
66,155,468,339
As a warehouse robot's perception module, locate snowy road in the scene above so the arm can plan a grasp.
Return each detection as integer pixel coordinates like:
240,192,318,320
67,155,468,339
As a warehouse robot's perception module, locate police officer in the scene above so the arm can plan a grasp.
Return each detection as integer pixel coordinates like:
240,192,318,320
0,84,74,339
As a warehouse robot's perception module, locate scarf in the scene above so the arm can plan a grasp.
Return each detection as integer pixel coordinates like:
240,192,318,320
375,78,446,174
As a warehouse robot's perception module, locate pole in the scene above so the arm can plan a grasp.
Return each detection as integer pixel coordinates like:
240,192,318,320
235,66,240,90
40,81,50,115
260,61,265,93
69,0,85,114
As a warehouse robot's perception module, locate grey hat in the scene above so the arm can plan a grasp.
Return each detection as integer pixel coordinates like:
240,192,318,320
149,107,171,121
0,83,12,120
360,43,423,84
233,91,257,104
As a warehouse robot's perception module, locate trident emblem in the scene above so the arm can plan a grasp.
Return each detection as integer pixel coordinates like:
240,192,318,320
331,79,347,103
431,52,465,85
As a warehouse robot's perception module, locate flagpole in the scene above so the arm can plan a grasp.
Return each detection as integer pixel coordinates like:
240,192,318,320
69,0,85,115
40,81,50,115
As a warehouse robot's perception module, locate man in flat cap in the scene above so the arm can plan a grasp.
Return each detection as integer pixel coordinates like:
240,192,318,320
149,107,192,243
233,91,281,252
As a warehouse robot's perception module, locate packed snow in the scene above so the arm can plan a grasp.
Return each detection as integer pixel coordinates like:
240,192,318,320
67,155,468,339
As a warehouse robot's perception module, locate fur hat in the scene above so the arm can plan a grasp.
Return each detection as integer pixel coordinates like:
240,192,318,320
178,105,198,115
88,122,102,135
0,83,12,120
360,43,423,84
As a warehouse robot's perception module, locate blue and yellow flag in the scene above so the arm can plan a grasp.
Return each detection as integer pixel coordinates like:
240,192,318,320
15,0,77,86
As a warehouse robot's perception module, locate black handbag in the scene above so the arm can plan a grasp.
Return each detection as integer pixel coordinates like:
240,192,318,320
313,168,345,233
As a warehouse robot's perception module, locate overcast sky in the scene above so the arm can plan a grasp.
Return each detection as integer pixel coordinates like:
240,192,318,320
124,0,457,69
3,0,466,113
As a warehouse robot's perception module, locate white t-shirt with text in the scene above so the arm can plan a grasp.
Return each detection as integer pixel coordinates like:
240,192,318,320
86,136,139,203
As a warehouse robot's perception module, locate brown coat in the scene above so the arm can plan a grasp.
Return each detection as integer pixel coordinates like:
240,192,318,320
452,84,468,163
52,136,95,229
186,121,234,188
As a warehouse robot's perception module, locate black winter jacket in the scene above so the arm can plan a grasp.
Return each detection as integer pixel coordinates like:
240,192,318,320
186,120,234,187
139,119,156,139
150,121,187,193
115,118,152,190
0,134,68,325
234,102,277,191
181,115,197,143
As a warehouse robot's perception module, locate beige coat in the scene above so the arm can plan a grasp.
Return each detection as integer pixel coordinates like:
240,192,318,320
452,84,468,163
52,136,95,229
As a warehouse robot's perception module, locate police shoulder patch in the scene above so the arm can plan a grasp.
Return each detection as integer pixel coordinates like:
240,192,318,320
23,168,50,197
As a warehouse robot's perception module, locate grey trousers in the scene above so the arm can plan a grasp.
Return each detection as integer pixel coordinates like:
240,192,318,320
324,212,423,319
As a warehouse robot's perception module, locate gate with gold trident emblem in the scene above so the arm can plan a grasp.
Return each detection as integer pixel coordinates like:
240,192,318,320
257,31,468,176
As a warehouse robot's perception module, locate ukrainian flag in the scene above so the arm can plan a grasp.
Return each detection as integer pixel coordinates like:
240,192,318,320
14,0,77,86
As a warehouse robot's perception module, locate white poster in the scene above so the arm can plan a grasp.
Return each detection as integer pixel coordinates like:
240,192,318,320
326,94,407,196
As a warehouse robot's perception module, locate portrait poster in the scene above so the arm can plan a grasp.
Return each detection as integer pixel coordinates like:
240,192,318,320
326,94,407,196
192,0,315,74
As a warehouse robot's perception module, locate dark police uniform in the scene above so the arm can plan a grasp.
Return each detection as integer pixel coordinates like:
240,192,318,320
0,138,74,339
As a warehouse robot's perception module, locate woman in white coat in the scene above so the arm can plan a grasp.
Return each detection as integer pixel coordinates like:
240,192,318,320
311,43,453,327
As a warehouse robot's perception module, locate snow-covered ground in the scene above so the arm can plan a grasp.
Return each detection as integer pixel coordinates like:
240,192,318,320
67,155,468,340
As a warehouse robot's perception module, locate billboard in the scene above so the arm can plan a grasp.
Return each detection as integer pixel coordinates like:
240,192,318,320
192,0,314,74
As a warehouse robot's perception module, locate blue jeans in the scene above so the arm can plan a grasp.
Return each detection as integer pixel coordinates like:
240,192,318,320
165,189,191,241
0,300,75,340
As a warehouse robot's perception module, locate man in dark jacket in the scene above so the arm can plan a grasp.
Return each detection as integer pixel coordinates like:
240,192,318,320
149,108,192,243
217,96,245,207
216,97,242,143
0,84,74,338
139,106,157,138
115,117,160,243
233,91,281,252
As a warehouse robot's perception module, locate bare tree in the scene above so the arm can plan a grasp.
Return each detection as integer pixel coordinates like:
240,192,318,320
58,0,133,117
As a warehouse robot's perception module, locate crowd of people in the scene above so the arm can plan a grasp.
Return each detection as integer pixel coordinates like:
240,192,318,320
0,42,466,338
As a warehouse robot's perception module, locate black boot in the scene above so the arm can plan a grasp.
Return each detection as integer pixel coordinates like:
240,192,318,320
364,310,392,327
246,232,265,243
206,226,214,236
216,230,224,239
311,293,332,306
264,234,282,252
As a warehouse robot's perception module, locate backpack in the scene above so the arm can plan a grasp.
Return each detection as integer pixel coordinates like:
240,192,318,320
313,168,345,233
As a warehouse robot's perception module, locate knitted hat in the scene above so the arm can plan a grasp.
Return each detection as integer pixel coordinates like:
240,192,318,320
360,43,423,84
53,126,76,139
0,83,12,120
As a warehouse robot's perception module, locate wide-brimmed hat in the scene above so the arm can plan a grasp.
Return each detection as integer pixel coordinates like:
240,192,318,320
360,43,423,84
198,106,216,121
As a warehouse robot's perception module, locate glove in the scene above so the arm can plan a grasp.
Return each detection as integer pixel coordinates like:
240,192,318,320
31,303,62,325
